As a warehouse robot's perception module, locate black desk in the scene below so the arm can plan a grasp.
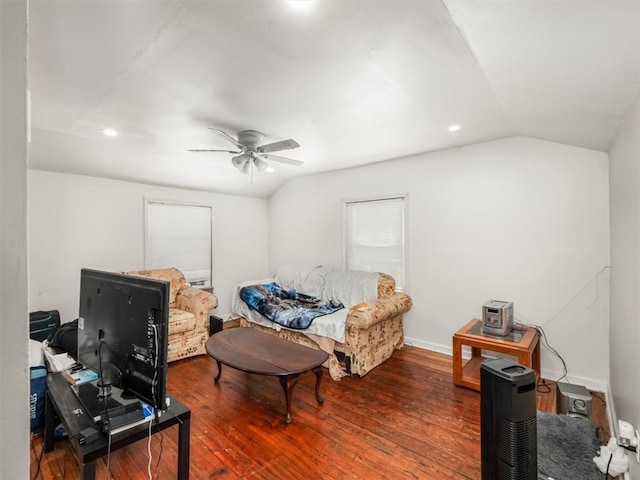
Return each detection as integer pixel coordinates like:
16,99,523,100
44,373,191,479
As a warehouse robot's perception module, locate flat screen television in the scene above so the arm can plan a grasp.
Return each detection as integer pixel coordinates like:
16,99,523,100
77,268,169,411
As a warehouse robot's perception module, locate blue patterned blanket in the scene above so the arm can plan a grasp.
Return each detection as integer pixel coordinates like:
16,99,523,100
239,282,344,330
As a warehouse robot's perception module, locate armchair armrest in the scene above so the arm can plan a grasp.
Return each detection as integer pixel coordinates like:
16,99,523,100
346,293,412,330
175,287,218,320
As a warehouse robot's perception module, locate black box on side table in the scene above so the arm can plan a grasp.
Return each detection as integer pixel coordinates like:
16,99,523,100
209,315,223,336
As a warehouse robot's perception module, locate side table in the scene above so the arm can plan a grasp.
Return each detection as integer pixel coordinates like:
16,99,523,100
452,318,540,391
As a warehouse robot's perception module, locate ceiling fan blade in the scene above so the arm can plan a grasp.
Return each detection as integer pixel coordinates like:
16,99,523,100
208,127,243,149
259,139,300,153
262,153,303,166
188,149,242,153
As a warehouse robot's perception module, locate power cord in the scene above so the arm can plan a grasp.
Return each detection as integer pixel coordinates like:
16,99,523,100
605,452,613,479
514,319,568,384
536,377,552,394
511,265,610,392
538,265,610,329
98,338,114,480
105,428,113,480
146,323,161,479
31,432,80,480
31,437,45,480
155,429,165,477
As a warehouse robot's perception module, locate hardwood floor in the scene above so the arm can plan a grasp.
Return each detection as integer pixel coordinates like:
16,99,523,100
30,346,609,479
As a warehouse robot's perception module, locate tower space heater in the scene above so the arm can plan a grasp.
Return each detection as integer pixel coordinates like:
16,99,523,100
481,359,537,480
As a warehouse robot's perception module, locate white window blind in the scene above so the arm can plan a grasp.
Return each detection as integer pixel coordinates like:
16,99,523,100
146,201,213,287
345,196,406,291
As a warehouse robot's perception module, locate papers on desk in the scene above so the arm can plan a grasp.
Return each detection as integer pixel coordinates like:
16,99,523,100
42,344,76,372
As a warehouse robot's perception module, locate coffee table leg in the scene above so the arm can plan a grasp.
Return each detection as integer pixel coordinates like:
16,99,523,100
214,360,222,382
278,374,300,424
312,366,324,404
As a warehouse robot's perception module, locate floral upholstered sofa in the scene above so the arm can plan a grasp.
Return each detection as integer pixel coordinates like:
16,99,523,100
124,268,218,362
231,264,412,380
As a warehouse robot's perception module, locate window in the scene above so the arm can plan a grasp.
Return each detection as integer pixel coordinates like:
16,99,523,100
344,195,406,291
145,199,213,287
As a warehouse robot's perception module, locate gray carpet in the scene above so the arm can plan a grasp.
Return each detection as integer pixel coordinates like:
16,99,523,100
537,412,602,480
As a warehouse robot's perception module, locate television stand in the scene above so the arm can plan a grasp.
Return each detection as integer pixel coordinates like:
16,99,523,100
44,372,191,479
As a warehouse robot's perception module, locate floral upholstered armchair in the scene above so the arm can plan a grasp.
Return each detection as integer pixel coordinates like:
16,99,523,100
124,268,218,362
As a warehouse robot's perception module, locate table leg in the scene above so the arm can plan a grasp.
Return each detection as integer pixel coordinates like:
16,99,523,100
518,352,531,368
532,342,541,378
214,360,222,382
177,415,191,480
80,460,96,480
44,391,56,453
452,336,463,386
312,366,324,404
278,374,300,424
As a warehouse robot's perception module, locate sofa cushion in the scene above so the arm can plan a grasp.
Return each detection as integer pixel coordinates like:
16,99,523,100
275,264,330,298
322,270,379,307
168,308,196,335
302,266,331,297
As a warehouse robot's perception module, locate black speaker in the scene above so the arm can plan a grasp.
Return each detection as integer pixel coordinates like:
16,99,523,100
481,359,537,480
209,315,223,336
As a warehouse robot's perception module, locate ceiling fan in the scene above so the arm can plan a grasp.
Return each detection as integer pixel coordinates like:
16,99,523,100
189,128,303,175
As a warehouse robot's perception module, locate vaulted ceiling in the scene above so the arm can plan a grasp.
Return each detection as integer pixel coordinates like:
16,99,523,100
28,1,640,198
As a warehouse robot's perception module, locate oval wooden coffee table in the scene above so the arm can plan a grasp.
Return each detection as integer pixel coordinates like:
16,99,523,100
205,327,329,423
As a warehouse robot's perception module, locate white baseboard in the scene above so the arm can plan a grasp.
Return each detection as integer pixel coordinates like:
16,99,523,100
404,336,608,392
404,336,451,355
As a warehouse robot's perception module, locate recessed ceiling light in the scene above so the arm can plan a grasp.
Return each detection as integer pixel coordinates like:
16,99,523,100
266,167,275,173
448,124,461,132
287,1,315,12
103,128,118,137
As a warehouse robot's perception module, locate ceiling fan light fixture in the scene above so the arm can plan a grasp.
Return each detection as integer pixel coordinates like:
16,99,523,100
252,155,269,172
231,154,249,172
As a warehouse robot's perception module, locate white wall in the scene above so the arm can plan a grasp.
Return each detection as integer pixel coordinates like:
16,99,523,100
609,90,640,478
270,136,610,389
0,1,29,478
28,171,270,321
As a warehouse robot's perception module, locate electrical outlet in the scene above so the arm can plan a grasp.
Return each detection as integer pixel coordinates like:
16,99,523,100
618,420,640,462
